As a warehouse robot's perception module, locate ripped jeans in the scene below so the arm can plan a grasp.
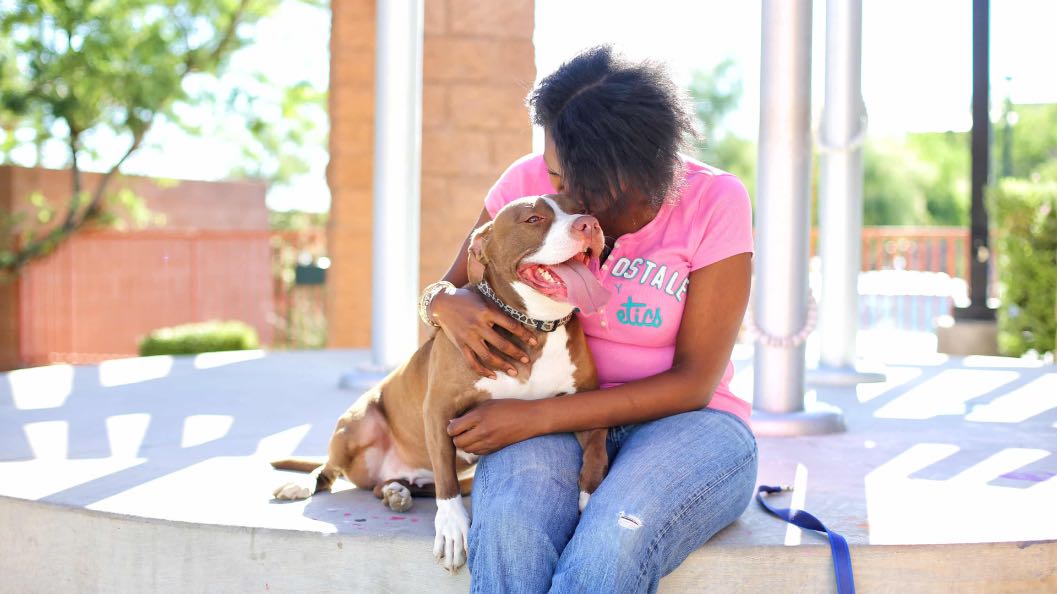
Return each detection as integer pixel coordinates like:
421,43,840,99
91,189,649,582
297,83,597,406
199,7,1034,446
467,408,758,594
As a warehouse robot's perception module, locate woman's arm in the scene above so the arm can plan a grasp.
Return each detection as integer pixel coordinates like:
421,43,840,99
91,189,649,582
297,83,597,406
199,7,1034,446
447,252,752,454
427,207,539,379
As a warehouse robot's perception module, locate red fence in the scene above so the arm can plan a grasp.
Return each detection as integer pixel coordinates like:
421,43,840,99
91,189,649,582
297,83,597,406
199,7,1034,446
810,227,991,332
18,230,273,366
860,227,970,277
811,227,977,278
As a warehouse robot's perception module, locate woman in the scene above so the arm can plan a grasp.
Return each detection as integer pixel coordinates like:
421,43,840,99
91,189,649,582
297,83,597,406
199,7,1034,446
424,46,757,593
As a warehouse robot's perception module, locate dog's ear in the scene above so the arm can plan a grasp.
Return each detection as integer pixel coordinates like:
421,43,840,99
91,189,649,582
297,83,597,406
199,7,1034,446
467,222,493,285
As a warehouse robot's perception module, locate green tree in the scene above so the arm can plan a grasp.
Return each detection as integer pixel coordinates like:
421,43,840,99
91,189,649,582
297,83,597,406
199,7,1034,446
904,131,970,226
229,79,327,184
269,209,328,233
687,59,757,202
997,103,1057,182
862,139,933,226
688,59,742,144
0,0,325,278
990,179,1056,356
858,132,973,227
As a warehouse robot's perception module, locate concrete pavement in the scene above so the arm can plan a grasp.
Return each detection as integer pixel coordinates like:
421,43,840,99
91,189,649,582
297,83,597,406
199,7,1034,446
1,346,1055,592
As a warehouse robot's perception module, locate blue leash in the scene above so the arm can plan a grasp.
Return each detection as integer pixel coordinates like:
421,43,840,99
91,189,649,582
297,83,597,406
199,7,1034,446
756,485,856,594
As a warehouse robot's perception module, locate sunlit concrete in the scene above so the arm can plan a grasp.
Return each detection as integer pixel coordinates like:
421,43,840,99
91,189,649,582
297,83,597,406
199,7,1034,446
1,346,1055,592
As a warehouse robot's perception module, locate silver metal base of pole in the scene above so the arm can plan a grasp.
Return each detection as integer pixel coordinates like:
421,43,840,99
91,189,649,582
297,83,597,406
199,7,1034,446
338,364,393,392
752,400,847,436
806,362,886,387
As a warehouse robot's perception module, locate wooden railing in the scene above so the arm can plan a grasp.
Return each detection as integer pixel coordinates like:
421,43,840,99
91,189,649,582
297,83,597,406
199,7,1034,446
810,227,988,332
811,227,977,278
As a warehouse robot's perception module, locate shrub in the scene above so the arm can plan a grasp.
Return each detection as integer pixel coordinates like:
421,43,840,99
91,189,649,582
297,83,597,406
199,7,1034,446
139,320,260,357
990,179,1057,357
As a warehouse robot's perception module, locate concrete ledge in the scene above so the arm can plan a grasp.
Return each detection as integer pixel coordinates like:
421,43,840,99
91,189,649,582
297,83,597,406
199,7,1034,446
2,349,1056,592
0,494,469,593
2,494,1054,593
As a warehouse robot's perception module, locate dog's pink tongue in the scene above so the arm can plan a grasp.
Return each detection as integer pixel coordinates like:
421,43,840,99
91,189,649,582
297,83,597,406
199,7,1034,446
551,260,612,315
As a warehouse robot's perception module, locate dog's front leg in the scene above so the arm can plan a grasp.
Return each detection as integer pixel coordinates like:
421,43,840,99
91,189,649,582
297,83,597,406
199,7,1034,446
424,395,470,574
575,428,609,512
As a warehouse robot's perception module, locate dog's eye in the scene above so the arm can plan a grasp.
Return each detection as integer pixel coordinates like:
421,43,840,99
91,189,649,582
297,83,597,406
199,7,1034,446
525,215,542,224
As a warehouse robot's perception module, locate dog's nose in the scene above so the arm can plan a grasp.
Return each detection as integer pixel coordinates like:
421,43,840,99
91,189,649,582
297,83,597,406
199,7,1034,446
571,215,601,240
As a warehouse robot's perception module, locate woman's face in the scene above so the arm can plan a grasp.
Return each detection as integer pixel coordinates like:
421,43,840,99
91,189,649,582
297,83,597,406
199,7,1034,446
542,133,564,193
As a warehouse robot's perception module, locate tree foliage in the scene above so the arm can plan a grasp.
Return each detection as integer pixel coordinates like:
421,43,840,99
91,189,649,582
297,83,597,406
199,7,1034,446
687,59,756,202
0,0,324,278
229,79,327,183
863,135,969,226
990,179,1057,357
995,103,1057,182
861,139,930,226
898,104,1057,227
687,62,1057,229
904,131,970,225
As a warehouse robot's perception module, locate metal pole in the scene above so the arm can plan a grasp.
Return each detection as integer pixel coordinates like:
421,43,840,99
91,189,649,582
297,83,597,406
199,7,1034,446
341,0,424,389
753,0,845,435
959,0,994,321
812,0,885,385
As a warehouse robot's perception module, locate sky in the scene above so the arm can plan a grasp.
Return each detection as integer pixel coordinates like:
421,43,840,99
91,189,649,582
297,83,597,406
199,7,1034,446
536,0,1057,139
10,0,1057,213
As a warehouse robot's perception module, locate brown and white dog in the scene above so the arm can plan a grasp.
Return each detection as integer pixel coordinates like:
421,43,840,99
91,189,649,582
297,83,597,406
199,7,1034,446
271,194,612,573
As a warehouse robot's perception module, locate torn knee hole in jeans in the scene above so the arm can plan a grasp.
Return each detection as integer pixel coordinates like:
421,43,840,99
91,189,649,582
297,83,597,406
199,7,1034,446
617,512,643,530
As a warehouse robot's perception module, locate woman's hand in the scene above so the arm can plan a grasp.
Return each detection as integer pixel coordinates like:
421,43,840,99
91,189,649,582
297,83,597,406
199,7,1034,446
429,287,538,379
447,399,544,455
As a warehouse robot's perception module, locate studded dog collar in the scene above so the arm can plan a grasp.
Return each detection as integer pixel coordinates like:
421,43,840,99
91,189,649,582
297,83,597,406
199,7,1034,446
475,280,575,333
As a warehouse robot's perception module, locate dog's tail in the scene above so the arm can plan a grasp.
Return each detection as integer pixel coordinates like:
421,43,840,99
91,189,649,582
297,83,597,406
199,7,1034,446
270,457,326,473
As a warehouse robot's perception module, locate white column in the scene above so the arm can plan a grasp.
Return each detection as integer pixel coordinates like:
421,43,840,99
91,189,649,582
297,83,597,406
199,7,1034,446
818,0,864,369
370,0,424,369
753,0,844,435
810,0,886,386
754,0,813,413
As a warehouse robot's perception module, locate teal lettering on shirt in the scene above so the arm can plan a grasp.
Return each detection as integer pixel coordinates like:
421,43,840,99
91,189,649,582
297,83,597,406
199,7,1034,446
615,295,663,328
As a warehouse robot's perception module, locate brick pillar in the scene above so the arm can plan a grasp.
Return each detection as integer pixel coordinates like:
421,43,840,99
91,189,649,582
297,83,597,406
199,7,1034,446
0,167,19,370
327,0,377,348
327,0,536,348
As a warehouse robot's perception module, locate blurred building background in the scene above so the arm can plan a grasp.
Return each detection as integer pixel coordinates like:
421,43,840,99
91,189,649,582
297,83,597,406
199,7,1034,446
1,0,1054,369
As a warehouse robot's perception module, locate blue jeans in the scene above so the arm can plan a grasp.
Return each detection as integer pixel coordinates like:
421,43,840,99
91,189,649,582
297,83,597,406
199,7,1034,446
467,408,758,594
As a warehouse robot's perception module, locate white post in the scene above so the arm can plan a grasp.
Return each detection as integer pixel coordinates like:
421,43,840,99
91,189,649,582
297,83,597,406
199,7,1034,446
753,0,845,435
812,0,885,386
811,0,887,384
370,0,424,370
819,0,863,370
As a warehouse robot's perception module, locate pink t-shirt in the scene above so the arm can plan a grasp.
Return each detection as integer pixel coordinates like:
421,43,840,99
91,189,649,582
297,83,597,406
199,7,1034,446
484,153,754,426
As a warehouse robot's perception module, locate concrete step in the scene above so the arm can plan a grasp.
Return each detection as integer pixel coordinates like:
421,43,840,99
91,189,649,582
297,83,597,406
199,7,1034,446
1,349,1055,592
2,492,1053,593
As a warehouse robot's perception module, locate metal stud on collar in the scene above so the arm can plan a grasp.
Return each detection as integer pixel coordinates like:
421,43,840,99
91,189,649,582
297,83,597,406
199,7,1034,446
475,281,574,333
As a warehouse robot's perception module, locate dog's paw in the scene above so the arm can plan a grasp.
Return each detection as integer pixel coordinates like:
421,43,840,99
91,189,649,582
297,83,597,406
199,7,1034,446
578,490,591,513
433,497,470,574
382,481,413,512
272,479,313,500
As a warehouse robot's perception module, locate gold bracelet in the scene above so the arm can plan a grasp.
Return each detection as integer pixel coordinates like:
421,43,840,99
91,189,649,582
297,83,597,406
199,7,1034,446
419,281,456,328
